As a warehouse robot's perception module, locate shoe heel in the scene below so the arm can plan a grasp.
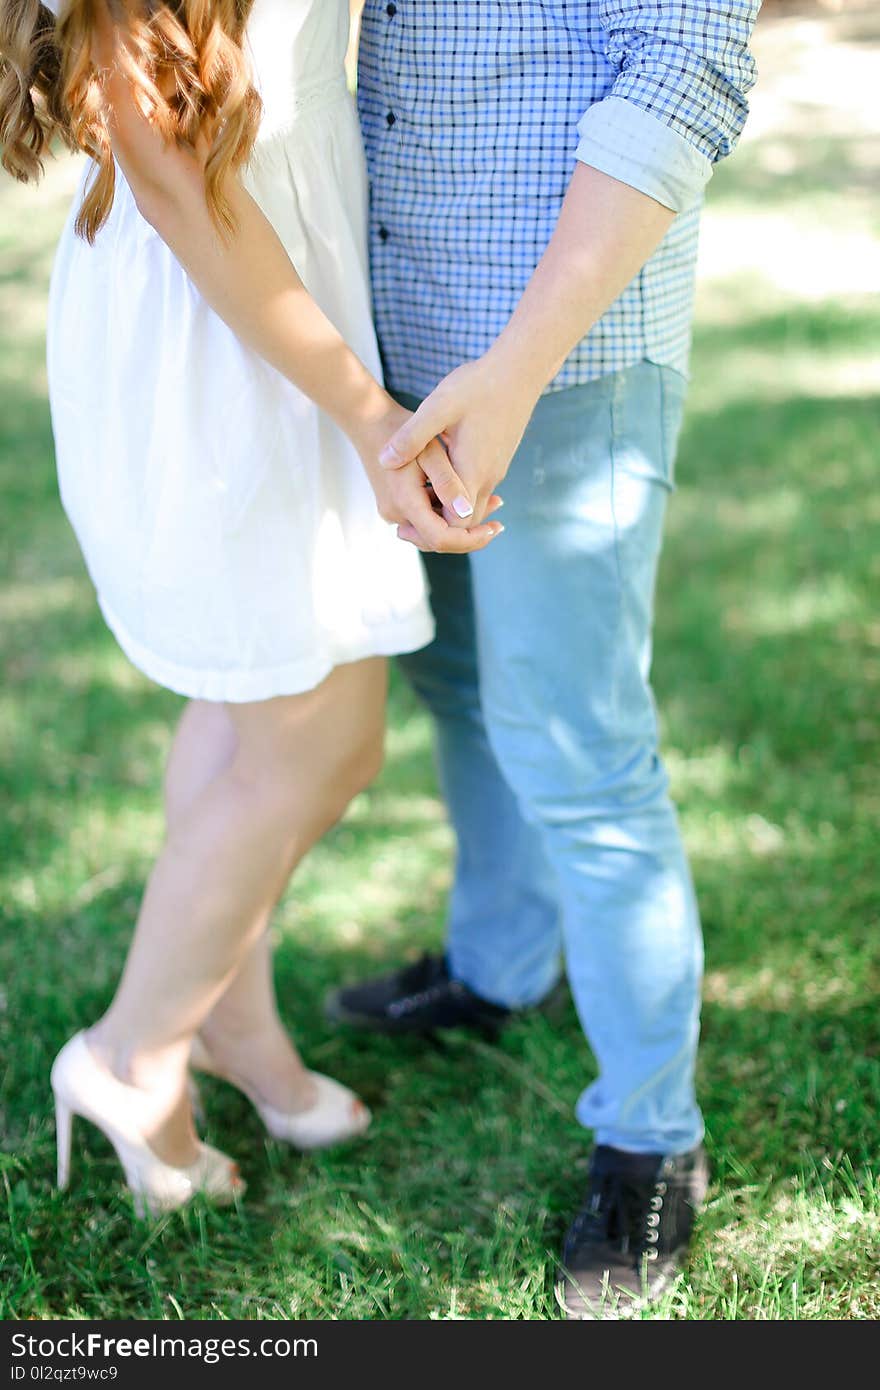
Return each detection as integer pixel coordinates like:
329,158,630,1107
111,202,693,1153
129,1186,148,1221
54,1094,73,1190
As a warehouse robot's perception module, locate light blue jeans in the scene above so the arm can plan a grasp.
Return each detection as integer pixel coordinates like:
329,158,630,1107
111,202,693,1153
396,362,704,1154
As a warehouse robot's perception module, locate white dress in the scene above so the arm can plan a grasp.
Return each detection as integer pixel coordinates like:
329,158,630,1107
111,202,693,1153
46,0,434,702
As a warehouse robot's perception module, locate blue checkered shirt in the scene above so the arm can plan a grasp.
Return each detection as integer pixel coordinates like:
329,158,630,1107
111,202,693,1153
357,0,759,399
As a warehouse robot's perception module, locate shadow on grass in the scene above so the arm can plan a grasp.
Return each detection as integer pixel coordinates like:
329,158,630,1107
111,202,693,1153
2,287,879,1312
3,871,878,1319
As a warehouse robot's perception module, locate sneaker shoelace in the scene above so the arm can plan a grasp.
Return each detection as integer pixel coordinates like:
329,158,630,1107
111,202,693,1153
568,1170,669,1263
398,953,445,989
386,954,450,1017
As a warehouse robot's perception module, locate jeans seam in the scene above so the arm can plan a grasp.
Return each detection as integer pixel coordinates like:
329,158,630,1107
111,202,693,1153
658,364,672,487
608,372,626,729
659,363,685,492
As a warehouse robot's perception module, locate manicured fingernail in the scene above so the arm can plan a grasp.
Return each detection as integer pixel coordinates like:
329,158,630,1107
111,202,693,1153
453,495,474,518
493,523,505,535
379,445,400,467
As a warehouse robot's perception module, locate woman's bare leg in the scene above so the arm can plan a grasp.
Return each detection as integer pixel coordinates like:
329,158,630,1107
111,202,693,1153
197,932,319,1112
89,659,387,1165
164,703,346,1114
164,700,239,824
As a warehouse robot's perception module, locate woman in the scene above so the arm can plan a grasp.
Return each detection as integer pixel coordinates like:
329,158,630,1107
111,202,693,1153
0,0,502,1216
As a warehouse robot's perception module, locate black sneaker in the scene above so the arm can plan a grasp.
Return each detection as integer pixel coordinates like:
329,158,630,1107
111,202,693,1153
325,953,514,1039
558,1143,709,1318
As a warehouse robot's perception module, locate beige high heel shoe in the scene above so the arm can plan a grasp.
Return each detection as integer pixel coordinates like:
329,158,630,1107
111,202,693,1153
51,1032,245,1218
189,1036,371,1150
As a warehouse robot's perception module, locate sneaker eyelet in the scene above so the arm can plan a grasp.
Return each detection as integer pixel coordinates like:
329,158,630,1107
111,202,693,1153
646,1212,660,1227
650,1196,663,1211
645,1230,659,1243
655,1182,667,1195
645,1248,659,1261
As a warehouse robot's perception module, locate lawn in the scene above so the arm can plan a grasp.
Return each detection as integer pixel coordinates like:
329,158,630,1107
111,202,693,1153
1,6,878,1320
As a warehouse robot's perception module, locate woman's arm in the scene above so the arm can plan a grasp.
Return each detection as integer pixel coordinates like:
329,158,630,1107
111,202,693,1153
91,5,493,552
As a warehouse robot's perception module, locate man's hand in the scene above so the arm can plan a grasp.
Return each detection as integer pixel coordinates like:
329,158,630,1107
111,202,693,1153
375,355,539,528
356,399,504,552
378,354,540,530
376,163,678,533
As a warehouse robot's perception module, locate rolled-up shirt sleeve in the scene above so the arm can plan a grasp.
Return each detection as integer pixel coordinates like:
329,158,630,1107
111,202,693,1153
575,0,760,212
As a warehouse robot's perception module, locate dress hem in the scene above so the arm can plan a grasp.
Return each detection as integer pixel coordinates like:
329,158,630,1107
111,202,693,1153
98,596,436,704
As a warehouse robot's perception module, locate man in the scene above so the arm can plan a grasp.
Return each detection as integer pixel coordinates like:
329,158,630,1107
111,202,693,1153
328,0,760,1315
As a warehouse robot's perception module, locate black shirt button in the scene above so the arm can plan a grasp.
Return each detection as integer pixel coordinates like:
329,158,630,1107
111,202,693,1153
386,2,397,14
378,226,390,242
386,111,397,127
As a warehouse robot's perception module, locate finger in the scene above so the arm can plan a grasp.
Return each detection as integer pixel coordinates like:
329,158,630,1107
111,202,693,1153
404,511,504,554
393,469,499,553
437,489,498,528
452,521,505,553
422,483,445,516
425,483,496,519
393,473,457,549
396,523,433,552
415,439,475,521
379,393,451,470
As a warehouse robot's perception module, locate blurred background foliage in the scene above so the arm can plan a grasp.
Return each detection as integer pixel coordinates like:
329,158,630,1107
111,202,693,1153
1,0,878,1319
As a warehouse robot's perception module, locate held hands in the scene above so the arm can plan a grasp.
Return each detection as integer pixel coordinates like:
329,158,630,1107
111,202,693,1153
358,398,504,554
378,354,540,540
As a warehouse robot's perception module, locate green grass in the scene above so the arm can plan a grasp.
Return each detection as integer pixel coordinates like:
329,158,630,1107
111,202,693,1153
2,29,880,1318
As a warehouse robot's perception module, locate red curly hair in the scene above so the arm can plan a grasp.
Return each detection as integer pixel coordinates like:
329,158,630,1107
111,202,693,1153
0,0,261,240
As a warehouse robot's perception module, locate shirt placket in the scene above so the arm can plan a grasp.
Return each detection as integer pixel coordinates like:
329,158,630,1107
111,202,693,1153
374,0,404,250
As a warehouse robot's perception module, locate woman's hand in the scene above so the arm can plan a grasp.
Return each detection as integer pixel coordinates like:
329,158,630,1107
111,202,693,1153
354,399,504,554
377,353,539,529
94,12,501,556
